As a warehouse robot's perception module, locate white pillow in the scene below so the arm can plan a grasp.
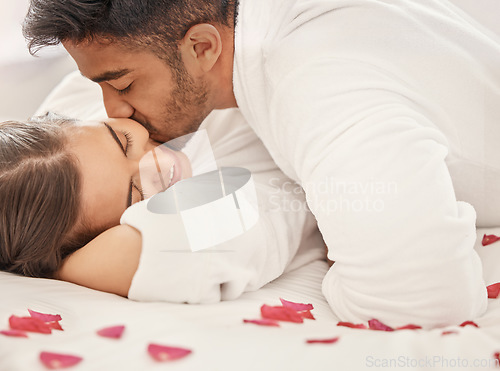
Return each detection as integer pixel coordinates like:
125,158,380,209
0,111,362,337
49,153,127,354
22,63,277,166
35,71,107,121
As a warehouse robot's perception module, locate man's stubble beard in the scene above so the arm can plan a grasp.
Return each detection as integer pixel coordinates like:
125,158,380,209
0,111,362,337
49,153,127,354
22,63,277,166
149,58,211,146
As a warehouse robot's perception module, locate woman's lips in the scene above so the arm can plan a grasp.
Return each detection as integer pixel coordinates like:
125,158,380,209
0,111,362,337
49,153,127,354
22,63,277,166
150,144,182,190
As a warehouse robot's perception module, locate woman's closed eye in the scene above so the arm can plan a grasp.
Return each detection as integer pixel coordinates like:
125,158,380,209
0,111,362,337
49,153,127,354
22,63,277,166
121,130,133,154
103,122,144,205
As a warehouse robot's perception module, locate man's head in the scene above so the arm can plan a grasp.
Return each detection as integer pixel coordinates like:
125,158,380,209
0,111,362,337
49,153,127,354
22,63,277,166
23,0,238,141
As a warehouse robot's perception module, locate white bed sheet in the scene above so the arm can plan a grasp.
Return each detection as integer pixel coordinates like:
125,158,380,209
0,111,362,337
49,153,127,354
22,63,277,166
2,228,500,371
1,72,500,371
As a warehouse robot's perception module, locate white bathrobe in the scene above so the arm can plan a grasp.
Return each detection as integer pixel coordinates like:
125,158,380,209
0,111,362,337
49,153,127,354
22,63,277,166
233,0,500,327
122,109,325,303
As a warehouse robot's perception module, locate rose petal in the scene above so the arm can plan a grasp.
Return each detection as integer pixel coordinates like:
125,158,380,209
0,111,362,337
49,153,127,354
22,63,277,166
147,343,192,362
279,298,314,311
482,234,500,246
396,324,422,330
243,319,280,327
459,321,479,328
0,329,28,338
9,315,52,334
97,325,125,339
368,319,394,332
299,310,315,320
493,352,500,365
260,305,303,323
441,330,459,336
39,351,82,369
487,283,500,299
28,309,62,323
47,322,64,331
337,321,367,329
306,337,340,344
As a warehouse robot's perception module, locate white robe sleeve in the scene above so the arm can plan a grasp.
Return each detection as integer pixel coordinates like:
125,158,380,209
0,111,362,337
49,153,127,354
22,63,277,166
269,60,487,328
121,168,312,303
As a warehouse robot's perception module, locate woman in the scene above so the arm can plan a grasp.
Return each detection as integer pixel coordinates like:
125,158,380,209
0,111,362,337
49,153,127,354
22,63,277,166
0,112,323,302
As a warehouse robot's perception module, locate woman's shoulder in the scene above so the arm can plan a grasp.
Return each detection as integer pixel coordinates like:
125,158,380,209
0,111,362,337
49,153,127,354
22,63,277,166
56,225,142,297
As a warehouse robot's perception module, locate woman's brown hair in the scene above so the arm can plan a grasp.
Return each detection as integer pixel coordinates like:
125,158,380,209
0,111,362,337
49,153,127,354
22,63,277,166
0,114,90,278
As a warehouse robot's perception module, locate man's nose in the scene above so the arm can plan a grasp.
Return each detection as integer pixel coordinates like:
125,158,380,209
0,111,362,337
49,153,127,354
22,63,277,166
102,89,135,118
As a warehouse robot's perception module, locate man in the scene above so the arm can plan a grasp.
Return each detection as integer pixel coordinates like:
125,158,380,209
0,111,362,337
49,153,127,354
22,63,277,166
23,0,500,328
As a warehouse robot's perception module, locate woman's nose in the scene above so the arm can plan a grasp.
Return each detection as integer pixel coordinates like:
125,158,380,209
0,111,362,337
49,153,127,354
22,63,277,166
102,89,135,118
137,146,176,198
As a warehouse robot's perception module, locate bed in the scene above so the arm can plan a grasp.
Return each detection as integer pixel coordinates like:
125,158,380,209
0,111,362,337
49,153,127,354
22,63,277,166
1,66,500,371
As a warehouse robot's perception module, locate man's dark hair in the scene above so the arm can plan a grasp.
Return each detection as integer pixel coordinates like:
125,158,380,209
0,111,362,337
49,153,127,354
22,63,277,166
23,0,236,61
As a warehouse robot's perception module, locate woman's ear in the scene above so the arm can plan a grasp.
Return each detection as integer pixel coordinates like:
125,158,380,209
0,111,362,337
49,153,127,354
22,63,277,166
179,24,223,74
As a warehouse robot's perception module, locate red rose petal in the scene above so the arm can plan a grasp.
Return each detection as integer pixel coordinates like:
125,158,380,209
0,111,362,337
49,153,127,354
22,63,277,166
279,298,314,311
39,351,82,369
147,343,192,362
299,310,316,320
28,309,62,323
9,315,52,334
487,283,500,299
306,337,339,344
337,321,367,329
441,330,459,336
396,324,422,330
482,234,500,246
459,321,479,328
493,352,500,365
368,319,394,332
243,319,280,327
260,304,303,323
47,322,64,331
0,329,28,338
97,325,125,339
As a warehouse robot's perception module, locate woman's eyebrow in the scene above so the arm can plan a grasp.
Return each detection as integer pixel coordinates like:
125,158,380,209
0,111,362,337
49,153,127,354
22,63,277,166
102,122,133,208
103,122,126,156
127,182,133,208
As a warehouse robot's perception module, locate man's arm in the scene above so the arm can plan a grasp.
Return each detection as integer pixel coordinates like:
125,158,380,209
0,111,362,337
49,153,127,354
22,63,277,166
56,225,142,297
268,59,487,327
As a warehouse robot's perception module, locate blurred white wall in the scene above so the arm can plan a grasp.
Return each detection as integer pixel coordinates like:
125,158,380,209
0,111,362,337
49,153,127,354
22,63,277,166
0,1,498,122
0,1,76,122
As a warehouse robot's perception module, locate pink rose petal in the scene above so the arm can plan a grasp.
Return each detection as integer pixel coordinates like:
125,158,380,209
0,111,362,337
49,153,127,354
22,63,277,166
9,315,52,334
0,329,28,338
306,337,340,344
243,319,280,327
47,322,64,331
97,325,125,339
147,343,192,362
441,330,459,336
299,310,315,320
368,319,394,332
260,305,303,323
337,321,367,329
28,309,62,323
279,298,314,311
459,320,479,328
39,351,82,369
396,324,422,330
487,283,500,299
482,234,500,246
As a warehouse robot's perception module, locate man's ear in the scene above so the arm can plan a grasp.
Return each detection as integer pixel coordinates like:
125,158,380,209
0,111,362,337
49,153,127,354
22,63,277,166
178,24,223,74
